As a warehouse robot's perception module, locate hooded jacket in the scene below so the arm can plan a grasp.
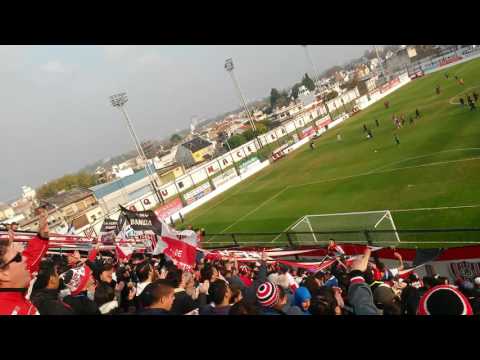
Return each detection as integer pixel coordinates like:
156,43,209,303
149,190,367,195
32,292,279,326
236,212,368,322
0,233,49,315
294,287,312,315
30,288,74,315
347,272,380,315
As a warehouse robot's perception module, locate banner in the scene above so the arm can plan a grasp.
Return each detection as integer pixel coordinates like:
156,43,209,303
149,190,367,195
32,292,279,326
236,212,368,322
315,117,332,129
184,182,212,205
239,157,260,174
212,168,238,188
99,217,119,245
299,126,316,139
154,198,183,221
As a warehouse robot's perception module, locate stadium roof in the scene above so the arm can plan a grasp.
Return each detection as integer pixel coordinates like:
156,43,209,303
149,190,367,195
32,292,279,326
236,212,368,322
90,164,155,199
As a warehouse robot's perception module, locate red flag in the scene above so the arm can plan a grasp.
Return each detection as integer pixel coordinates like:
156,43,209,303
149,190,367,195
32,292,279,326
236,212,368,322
161,236,197,271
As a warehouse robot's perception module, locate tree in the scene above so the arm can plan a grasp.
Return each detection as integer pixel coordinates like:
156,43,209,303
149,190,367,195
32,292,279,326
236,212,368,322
226,134,247,149
270,88,291,109
323,91,338,102
302,73,316,91
259,119,275,130
270,88,281,108
170,134,182,143
291,83,301,99
254,122,268,135
37,172,97,200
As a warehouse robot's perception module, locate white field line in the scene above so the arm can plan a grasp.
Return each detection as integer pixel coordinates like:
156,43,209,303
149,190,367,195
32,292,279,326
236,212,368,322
448,85,480,105
391,204,480,212
287,156,480,191
270,216,306,243
208,153,480,242
369,147,480,173
207,186,290,241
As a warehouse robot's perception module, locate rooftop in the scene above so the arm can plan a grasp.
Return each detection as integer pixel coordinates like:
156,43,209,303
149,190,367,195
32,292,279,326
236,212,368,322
45,188,93,208
181,137,213,153
0,202,12,211
90,164,156,199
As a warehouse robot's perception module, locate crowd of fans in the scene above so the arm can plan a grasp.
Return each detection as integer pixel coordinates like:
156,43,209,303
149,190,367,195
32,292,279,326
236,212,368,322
1,207,480,316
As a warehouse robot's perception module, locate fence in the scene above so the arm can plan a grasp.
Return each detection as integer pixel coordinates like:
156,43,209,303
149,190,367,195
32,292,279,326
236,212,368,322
202,228,480,249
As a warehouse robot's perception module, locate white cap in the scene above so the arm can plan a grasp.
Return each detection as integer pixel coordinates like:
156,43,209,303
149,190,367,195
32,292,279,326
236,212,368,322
474,277,480,286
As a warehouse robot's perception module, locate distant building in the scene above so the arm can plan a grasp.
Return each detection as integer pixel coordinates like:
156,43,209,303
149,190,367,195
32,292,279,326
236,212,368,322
154,146,178,169
21,186,36,202
175,137,215,167
385,46,417,74
111,164,135,179
155,163,185,184
354,64,371,79
10,198,34,219
369,58,379,71
0,203,15,221
45,188,100,226
252,110,267,122
356,76,377,95
19,205,68,234
268,102,304,123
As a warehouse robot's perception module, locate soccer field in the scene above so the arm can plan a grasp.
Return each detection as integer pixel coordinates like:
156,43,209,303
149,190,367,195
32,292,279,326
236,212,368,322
184,58,480,247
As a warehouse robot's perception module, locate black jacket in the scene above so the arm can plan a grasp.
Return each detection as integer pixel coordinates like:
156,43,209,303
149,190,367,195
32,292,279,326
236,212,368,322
30,288,74,315
136,308,170,315
401,285,421,315
63,291,101,315
171,290,198,315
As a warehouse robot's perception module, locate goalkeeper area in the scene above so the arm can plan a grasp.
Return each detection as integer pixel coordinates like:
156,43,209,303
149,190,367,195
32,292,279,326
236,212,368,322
288,210,400,246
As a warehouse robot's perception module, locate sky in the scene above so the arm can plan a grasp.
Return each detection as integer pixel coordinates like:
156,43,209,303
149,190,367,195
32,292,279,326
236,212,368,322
2,45,371,203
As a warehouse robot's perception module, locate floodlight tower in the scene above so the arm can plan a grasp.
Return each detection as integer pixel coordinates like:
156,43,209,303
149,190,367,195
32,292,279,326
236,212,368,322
225,58,263,149
301,45,332,119
110,92,164,204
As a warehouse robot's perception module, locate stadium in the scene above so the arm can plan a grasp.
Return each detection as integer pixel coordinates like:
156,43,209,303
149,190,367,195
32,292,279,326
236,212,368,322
184,57,480,249
2,46,480,316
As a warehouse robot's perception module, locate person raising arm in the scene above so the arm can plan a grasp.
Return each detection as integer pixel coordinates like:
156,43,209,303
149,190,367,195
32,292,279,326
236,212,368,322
0,206,50,315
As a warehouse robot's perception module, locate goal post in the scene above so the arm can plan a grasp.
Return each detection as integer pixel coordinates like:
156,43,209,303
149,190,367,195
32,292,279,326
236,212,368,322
288,210,401,246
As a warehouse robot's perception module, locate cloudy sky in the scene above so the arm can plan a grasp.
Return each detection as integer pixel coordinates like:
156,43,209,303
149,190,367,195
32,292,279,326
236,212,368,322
2,45,371,202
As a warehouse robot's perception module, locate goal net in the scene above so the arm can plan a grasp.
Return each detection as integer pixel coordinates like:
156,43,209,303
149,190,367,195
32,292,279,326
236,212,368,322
288,210,400,246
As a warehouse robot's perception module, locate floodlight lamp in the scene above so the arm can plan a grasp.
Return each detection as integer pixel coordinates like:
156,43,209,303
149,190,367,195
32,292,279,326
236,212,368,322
225,58,234,72
110,92,128,107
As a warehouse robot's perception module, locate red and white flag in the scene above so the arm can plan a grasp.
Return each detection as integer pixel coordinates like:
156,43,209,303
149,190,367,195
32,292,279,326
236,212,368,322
115,244,135,261
152,220,198,271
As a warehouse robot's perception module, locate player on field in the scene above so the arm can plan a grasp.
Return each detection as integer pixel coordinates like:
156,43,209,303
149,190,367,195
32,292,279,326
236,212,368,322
394,133,400,145
415,108,421,119
375,119,380,127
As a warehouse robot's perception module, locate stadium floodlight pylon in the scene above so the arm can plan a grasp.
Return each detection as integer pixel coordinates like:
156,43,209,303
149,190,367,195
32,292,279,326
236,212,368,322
287,210,401,246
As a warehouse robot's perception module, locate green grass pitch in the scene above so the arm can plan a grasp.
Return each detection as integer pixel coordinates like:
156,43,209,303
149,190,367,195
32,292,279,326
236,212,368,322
184,58,480,247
